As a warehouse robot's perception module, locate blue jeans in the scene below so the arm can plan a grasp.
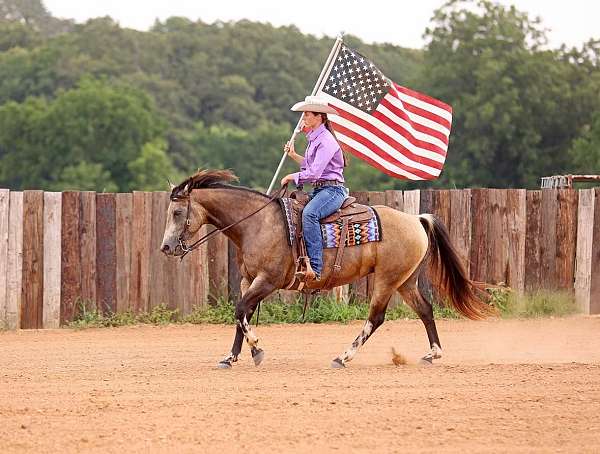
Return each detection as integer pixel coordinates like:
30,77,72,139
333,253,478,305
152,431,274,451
302,186,348,276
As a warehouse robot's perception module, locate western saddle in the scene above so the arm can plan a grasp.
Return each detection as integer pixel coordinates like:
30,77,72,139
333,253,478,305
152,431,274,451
285,189,372,291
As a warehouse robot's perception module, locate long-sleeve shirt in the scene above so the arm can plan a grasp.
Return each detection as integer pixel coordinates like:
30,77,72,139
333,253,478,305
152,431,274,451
292,124,345,186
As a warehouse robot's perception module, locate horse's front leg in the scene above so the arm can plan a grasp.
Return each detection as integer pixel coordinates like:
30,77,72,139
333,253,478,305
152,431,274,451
218,277,251,369
217,276,275,369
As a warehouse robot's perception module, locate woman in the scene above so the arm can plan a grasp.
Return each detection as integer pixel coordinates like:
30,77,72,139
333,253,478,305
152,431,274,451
280,95,348,282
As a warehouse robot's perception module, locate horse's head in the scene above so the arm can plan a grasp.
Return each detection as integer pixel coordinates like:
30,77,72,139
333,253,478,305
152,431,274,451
160,183,210,257
160,169,239,257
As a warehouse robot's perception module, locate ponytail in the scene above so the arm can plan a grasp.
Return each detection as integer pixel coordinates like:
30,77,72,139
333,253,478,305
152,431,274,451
319,113,349,167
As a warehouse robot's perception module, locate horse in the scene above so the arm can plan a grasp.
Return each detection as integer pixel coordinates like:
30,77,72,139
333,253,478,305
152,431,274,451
160,169,494,369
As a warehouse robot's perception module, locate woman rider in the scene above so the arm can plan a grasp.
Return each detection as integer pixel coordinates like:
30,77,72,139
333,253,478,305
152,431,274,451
280,95,348,282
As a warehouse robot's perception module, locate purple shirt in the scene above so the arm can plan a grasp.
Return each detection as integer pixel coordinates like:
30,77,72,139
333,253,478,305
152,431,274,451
292,124,345,186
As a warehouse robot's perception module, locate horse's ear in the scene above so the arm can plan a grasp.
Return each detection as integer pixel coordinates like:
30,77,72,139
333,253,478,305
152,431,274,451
167,179,175,191
183,183,190,194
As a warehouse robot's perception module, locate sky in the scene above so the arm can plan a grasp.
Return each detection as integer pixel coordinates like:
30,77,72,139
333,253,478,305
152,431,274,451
43,0,598,50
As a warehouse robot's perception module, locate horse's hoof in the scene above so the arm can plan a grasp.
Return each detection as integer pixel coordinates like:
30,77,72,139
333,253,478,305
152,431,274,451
331,358,345,369
419,356,433,366
217,360,232,369
251,348,265,366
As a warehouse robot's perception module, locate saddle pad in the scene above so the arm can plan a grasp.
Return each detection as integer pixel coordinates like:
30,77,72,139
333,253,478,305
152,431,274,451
320,207,382,248
278,198,382,249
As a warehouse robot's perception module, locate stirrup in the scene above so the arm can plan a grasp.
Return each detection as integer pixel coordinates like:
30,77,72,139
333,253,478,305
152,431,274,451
295,260,317,282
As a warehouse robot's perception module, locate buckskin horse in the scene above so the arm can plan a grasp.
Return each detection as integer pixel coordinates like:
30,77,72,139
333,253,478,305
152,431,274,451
160,169,493,369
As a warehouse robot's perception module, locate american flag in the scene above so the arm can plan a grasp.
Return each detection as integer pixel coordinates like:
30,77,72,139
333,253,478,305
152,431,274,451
317,44,452,180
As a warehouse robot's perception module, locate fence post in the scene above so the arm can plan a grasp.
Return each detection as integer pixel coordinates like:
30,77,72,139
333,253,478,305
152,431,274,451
0,189,9,329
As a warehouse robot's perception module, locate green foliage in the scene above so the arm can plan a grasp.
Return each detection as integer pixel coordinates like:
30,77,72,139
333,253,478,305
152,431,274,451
0,77,166,191
568,111,600,172
66,289,578,329
50,161,118,192
69,300,179,329
487,287,577,318
423,0,600,188
0,1,599,191
128,139,181,191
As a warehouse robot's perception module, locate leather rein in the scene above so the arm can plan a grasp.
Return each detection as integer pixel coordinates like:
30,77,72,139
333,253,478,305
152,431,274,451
176,184,288,260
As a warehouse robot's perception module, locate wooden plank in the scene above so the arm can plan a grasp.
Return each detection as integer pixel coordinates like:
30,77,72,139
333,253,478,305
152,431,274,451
384,190,403,212
158,192,180,312
149,192,168,309
432,190,451,228
21,191,44,329
207,229,229,303
470,189,489,283
419,189,433,215
368,191,386,206
192,224,210,309
540,189,558,291
487,189,507,286
129,192,151,313
575,189,594,313
403,190,420,215
449,189,471,275
228,240,242,303
505,190,526,293
525,191,542,292
61,192,80,325
0,189,8,328
79,192,96,309
349,191,369,301
43,192,61,329
116,193,133,313
96,194,117,314
590,188,600,315
432,188,453,296
556,189,578,292
7,192,23,329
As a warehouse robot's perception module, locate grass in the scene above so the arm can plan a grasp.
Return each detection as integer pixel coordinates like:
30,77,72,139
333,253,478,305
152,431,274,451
68,299,178,329
66,289,579,329
487,288,578,318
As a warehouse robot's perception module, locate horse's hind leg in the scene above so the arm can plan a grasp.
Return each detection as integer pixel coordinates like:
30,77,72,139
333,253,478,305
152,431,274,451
398,275,442,364
331,280,395,368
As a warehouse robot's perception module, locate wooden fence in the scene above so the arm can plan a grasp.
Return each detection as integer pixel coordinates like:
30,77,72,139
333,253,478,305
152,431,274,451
0,188,599,329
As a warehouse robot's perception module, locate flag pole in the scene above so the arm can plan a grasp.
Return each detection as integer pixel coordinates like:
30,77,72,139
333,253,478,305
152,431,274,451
266,34,344,194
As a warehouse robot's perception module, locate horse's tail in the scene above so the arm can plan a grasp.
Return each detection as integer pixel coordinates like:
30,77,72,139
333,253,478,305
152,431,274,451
418,214,496,320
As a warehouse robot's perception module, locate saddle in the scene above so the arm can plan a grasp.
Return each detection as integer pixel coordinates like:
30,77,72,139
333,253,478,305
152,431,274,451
284,189,372,291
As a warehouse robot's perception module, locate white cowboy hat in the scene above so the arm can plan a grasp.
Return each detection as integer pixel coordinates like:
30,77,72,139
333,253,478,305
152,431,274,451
290,95,338,115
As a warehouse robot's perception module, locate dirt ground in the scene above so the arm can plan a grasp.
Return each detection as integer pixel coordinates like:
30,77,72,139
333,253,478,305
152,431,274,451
1,317,600,453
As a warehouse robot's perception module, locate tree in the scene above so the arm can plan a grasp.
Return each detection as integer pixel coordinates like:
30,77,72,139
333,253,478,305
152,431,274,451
568,112,600,172
128,139,181,191
0,78,166,190
422,0,600,187
50,161,118,192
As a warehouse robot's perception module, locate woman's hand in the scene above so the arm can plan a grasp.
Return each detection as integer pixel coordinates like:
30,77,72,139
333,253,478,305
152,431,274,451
280,174,296,186
283,141,296,157
284,141,304,164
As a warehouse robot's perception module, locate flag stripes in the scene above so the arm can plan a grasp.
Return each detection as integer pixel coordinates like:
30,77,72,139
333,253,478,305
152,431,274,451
317,43,452,180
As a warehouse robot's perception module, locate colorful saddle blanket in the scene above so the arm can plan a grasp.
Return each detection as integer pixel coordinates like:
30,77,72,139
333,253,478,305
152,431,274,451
279,198,382,249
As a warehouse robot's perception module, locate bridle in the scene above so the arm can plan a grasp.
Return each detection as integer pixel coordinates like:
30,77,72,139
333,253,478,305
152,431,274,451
174,184,288,260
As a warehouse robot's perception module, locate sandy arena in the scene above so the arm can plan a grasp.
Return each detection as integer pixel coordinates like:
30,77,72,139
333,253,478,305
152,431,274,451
1,317,600,453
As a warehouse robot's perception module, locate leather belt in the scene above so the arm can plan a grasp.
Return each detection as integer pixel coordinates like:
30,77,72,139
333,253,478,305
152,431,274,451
314,180,345,188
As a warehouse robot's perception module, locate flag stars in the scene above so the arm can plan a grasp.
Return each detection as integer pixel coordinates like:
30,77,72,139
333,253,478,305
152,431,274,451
321,44,389,114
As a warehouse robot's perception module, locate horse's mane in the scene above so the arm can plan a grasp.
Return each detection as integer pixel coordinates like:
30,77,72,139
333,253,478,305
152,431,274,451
170,169,269,200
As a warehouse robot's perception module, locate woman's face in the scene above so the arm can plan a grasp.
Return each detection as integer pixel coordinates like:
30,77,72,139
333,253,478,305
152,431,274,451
303,111,323,130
